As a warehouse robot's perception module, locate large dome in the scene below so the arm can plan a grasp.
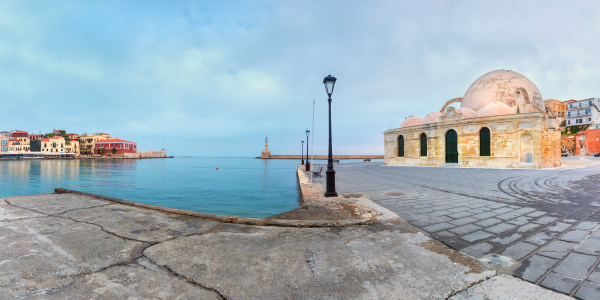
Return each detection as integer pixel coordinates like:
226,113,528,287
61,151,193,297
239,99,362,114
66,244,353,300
400,116,422,128
461,70,544,112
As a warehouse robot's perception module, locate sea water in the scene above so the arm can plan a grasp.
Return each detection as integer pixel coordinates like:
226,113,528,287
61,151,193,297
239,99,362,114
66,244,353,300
0,157,379,218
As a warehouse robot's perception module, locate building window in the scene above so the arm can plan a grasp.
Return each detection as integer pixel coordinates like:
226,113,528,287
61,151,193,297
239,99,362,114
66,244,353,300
480,127,491,156
420,133,427,157
398,135,404,157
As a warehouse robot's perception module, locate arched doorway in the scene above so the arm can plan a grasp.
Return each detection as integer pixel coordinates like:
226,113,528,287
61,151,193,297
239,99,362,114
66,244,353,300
445,129,458,163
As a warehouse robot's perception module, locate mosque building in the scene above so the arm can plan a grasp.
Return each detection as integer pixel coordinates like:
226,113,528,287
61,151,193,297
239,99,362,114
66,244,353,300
384,70,561,169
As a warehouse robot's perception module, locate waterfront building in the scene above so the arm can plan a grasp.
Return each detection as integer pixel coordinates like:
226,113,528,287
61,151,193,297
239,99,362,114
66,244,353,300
28,133,41,142
65,139,80,156
79,133,111,155
384,70,561,169
94,138,137,156
66,133,79,140
11,131,30,151
0,131,10,138
41,136,66,153
8,139,23,152
0,136,8,152
565,98,600,129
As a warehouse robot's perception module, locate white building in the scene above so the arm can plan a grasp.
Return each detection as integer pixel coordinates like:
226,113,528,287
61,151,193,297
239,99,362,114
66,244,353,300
566,98,600,129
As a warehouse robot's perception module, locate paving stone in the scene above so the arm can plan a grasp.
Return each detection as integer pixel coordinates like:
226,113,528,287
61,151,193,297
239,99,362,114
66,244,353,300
502,242,538,261
559,230,591,243
574,281,600,300
517,223,542,233
554,253,598,279
496,213,520,220
512,207,537,215
547,222,572,232
427,210,450,218
528,211,547,218
574,238,600,256
447,211,473,219
588,271,600,284
490,233,522,246
488,203,507,209
534,216,559,225
589,230,600,239
491,207,514,214
422,222,455,233
508,216,531,226
448,217,478,226
576,221,600,230
485,223,517,234
540,272,580,294
471,212,498,220
538,240,579,259
563,219,578,223
449,224,482,235
443,239,470,250
525,231,559,246
474,218,502,227
412,216,452,227
515,254,559,283
461,230,494,243
431,230,456,241
461,243,493,259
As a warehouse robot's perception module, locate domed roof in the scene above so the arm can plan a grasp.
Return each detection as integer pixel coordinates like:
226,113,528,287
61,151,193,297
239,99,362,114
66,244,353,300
461,70,544,112
400,116,422,128
476,101,515,118
456,107,477,119
422,112,443,124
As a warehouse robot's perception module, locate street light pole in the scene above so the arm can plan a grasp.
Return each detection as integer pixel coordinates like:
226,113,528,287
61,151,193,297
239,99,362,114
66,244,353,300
301,140,304,165
323,75,338,197
305,130,310,171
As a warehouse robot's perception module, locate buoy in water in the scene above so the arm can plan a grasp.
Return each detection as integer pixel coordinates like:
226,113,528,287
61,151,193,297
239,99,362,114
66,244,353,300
216,168,219,170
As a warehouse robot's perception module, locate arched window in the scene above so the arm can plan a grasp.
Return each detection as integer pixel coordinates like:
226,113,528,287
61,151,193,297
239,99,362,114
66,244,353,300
398,135,404,157
480,127,491,156
420,133,427,157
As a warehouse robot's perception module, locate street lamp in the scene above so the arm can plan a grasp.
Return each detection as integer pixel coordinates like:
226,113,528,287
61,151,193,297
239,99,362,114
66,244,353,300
305,129,311,171
323,74,337,197
301,140,304,165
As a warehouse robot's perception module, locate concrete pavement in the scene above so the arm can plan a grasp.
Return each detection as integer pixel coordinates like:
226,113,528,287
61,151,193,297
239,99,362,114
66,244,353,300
0,191,570,299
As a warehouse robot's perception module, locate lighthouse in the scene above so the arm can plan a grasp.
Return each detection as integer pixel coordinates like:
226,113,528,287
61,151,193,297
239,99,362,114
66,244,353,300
261,137,272,158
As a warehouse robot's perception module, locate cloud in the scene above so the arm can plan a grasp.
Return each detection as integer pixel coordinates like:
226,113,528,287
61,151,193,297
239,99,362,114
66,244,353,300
1,1,600,155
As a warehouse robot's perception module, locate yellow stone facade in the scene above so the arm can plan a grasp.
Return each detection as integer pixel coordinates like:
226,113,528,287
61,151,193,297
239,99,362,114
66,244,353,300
384,70,562,169
65,139,80,156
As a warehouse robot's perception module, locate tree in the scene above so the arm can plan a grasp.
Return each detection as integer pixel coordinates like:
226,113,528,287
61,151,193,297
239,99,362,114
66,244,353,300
99,148,106,155
111,147,117,155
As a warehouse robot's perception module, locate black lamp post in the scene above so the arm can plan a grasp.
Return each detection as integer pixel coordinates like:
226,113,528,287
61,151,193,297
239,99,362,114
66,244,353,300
305,129,311,171
301,140,304,165
323,74,337,197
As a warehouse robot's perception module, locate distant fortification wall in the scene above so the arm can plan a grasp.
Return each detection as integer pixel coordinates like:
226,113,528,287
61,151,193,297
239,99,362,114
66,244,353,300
124,149,166,158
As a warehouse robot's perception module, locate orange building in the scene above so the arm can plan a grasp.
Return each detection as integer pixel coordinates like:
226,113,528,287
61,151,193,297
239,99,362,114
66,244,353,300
572,128,600,156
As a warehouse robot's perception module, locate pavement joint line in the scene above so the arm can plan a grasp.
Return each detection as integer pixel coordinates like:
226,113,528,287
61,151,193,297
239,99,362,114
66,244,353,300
571,256,600,296
444,273,497,299
140,252,230,300
51,203,115,217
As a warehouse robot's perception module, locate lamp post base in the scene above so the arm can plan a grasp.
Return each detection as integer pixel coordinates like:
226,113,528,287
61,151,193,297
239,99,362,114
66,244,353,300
324,169,337,197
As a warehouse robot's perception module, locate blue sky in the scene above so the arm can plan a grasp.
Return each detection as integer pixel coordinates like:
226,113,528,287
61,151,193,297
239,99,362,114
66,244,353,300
1,1,599,156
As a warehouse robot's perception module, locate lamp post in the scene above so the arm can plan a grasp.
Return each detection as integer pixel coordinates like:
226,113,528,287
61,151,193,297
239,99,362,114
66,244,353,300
301,140,304,165
323,74,338,197
305,129,311,171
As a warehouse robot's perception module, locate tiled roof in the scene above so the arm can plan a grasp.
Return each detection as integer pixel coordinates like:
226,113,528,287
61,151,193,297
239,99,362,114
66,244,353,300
95,138,136,144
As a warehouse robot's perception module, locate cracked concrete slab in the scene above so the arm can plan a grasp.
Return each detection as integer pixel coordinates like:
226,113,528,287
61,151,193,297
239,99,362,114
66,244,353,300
145,222,494,299
4,194,110,215
62,203,221,242
0,199,45,221
0,217,143,299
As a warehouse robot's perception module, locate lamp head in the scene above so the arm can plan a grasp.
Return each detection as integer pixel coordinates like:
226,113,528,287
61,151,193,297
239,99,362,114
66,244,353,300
306,130,310,137
323,75,337,97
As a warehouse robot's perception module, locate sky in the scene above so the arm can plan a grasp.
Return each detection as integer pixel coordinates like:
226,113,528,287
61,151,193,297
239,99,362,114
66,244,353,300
1,1,600,156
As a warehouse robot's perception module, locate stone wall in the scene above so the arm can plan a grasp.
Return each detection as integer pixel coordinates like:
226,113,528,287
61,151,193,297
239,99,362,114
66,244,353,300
124,149,166,158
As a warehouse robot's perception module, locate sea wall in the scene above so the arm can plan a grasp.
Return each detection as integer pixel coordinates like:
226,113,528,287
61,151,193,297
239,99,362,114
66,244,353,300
124,149,166,158
262,155,384,160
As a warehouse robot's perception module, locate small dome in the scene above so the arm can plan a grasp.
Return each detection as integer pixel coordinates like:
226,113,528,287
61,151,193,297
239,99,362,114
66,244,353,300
456,107,477,119
400,116,422,128
476,102,514,118
461,70,544,112
422,112,443,124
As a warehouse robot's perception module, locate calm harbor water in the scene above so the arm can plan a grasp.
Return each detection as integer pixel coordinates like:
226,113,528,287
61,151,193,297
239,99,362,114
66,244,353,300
0,157,381,218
